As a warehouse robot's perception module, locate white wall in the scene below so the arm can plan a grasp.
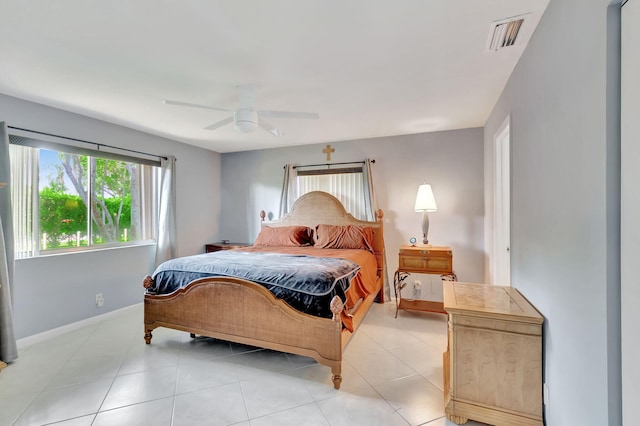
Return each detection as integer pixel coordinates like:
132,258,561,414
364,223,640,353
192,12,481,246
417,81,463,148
484,1,621,425
621,0,639,422
0,93,222,338
220,128,485,299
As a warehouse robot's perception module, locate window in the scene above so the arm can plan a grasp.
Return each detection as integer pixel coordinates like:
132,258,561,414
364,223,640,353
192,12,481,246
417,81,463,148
296,166,368,220
9,135,159,257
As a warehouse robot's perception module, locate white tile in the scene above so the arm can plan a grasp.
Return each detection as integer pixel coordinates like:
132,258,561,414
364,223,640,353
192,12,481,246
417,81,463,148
0,360,59,397
374,374,445,425
359,323,426,350
249,402,329,426
230,341,264,355
178,335,235,362
50,414,96,425
240,371,314,419
101,366,177,411
347,347,417,386
387,339,445,377
14,378,112,426
93,397,174,426
173,382,248,426
286,361,377,403
48,353,124,387
285,352,318,369
118,340,181,375
4,295,463,426
317,388,409,426
0,390,40,425
175,357,239,394
422,416,490,426
73,334,135,359
231,349,294,377
343,325,386,357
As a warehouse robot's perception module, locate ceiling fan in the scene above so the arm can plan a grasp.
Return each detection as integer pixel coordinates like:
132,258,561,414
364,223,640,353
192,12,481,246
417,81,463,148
163,85,319,136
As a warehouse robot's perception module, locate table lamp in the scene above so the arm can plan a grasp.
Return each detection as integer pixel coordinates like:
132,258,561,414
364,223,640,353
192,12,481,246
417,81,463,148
414,184,437,245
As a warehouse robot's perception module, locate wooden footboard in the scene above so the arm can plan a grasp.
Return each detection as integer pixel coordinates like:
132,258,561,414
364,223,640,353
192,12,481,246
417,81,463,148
144,276,346,388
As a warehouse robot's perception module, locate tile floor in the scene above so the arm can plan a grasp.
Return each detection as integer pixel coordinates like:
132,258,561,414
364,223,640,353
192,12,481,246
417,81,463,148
0,302,488,426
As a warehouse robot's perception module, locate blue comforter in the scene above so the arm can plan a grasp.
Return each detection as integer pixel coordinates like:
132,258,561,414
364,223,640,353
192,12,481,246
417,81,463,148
147,250,361,319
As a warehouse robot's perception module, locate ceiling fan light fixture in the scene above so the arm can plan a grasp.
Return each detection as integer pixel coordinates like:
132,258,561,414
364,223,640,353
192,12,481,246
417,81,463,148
164,86,318,136
234,109,259,133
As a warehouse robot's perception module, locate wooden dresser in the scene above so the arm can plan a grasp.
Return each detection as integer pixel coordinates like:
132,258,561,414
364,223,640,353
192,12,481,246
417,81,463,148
443,282,543,426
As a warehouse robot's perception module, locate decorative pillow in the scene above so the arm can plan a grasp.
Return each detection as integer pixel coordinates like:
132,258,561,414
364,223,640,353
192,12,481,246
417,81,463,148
314,224,374,251
254,225,314,247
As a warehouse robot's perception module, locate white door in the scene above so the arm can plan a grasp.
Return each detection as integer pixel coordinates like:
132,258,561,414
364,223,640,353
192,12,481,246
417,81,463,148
494,116,511,286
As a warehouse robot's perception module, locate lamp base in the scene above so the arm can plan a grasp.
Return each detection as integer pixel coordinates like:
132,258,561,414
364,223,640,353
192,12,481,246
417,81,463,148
422,211,430,245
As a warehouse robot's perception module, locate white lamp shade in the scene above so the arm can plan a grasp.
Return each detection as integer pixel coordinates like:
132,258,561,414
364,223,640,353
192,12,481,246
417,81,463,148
414,184,438,212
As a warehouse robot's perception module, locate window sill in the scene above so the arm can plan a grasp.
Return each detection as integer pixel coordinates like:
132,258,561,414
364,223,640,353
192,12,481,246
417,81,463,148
16,240,157,260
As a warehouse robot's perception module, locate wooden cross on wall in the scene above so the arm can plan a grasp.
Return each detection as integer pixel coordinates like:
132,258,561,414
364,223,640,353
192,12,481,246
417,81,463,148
323,144,335,161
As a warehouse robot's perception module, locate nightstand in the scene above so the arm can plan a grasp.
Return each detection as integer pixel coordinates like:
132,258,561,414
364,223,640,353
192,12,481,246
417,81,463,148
394,245,456,317
205,242,250,253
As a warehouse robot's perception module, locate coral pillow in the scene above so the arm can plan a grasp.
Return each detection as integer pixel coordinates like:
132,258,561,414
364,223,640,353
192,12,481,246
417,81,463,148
254,226,314,247
315,224,374,251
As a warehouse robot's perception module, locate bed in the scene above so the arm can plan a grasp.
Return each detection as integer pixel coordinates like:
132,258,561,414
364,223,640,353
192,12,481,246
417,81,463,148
142,191,386,389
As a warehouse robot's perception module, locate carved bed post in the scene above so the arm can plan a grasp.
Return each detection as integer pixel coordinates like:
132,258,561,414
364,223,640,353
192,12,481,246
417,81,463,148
329,295,344,389
144,329,153,344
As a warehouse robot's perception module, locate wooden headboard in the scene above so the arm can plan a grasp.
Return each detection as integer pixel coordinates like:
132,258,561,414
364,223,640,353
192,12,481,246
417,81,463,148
260,191,386,279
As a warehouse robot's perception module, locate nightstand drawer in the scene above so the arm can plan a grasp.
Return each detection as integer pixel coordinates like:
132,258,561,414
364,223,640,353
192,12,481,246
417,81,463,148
398,246,453,274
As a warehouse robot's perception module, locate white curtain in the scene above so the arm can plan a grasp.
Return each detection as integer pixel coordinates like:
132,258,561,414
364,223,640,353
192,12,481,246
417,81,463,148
279,164,298,218
154,156,177,267
0,122,18,365
9,144,38,259
362,158,378,222
362,158,389,301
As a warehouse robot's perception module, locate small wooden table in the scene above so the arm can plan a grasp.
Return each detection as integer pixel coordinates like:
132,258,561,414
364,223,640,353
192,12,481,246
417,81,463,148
205,242,250,253
394,245,456,317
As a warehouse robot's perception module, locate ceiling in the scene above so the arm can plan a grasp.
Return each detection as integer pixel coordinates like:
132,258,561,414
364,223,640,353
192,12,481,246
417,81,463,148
0,1,549,154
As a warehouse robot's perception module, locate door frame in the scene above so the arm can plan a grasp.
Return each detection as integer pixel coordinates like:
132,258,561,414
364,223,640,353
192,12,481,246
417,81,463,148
493,115,511,286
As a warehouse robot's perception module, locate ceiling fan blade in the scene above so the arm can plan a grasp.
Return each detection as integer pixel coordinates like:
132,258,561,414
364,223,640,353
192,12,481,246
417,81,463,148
258,118,284,137
163,99,231,113
258,110,319,120
204,116,234,131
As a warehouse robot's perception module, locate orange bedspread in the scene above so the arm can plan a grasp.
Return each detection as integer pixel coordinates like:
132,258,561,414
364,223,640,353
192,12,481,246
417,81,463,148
235,246,379,330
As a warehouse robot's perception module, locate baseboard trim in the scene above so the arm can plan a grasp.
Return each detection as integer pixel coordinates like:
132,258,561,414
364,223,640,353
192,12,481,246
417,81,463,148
17,303,142,349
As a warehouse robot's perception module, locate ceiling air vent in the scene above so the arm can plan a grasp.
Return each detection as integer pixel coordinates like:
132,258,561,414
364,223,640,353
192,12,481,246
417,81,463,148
486,15,527,52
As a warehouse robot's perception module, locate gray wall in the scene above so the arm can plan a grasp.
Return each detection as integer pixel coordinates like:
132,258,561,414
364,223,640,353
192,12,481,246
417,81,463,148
621,0,639,422
220,128,485,300
484,0,621,424
0,93,222,339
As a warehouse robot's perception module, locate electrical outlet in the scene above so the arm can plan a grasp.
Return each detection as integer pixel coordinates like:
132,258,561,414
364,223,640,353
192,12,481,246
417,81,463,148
543,383,549,406
96,293,104,307
412,280,422,299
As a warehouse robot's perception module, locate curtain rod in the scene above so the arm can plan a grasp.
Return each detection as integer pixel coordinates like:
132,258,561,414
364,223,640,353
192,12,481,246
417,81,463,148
292,160,374,169
8,126,168,161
